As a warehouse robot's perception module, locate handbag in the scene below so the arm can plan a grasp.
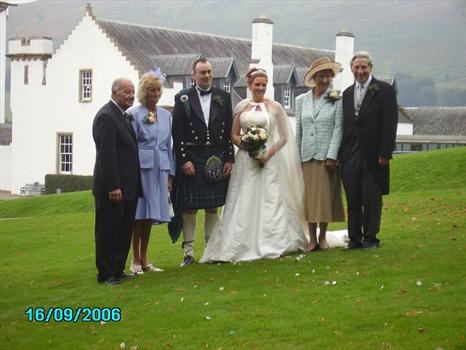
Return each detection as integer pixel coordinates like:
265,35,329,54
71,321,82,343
204,155,224,183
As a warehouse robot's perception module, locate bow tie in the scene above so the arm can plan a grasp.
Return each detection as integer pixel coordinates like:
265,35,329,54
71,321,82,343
199,89,212,96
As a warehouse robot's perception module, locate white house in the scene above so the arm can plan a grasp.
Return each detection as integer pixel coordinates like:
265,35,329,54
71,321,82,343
2,5,359,195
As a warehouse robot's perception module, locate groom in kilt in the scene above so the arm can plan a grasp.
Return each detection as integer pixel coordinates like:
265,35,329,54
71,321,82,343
172,57,234,266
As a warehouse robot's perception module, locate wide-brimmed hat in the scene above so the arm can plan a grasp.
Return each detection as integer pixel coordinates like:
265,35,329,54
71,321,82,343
304,57,342,87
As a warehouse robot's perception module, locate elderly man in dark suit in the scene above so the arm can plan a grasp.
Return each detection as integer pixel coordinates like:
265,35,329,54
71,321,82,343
92,78,141,284
340,52,398,249
172,57,234,266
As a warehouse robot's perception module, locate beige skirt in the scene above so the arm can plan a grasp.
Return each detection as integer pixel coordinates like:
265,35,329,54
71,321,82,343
302,160,345,223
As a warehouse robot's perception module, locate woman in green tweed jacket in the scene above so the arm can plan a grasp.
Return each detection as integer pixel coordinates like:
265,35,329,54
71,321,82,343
295,57,345,251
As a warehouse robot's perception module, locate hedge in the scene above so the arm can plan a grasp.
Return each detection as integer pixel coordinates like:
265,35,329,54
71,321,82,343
44,174,93,194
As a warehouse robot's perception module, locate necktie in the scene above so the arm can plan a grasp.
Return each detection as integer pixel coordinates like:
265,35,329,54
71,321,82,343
123,112,134,122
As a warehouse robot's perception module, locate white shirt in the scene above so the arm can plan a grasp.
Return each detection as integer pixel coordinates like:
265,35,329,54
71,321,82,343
196,87,212,126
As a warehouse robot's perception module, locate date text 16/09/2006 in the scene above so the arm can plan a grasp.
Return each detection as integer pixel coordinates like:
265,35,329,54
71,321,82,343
25,307,121,323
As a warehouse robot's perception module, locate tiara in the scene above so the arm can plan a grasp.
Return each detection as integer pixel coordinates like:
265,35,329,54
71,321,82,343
148,67,166,81
247,68,267,78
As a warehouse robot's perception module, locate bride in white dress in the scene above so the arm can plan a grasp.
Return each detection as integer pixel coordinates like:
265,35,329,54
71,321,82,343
200,68,310,263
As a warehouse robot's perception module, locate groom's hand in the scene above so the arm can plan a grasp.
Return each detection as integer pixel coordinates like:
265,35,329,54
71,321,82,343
182,161,196,176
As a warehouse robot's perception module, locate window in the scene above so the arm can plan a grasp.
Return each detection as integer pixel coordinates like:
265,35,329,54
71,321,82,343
57,134,73,174
283,87,291,109
24,65,29,85
224,79,231,92
79,69,92,102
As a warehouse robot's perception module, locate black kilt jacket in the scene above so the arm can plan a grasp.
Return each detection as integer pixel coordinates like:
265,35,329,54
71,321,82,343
172,86,235,166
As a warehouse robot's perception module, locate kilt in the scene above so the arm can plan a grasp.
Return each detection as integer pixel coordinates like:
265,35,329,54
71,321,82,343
178,147,229,209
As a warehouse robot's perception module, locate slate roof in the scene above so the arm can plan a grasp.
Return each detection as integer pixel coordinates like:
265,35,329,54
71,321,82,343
95,18,334,81
400,107,466,136
273,65,296,85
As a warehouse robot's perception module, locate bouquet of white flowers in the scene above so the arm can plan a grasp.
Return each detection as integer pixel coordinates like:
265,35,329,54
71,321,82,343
240,126,269,159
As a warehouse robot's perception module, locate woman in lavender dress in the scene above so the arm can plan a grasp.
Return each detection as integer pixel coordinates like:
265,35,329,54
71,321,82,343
127,72,175,274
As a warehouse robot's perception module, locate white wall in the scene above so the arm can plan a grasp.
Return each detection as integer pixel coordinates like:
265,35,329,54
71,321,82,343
5,12,184,194
333,33,355,93
0,145,11,190
250,18,274,100
8,12,140,194
397,122,413,136
0,9,7,124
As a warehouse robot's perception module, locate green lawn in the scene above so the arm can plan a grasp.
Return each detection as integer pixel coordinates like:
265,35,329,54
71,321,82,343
0,148,465,349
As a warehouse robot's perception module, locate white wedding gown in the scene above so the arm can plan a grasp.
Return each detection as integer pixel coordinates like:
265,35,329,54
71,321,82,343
200,101,310,263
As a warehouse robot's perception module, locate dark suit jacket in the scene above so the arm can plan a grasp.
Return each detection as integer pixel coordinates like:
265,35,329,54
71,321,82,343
92,101,141,200
340,77,398,194
172,86,235,166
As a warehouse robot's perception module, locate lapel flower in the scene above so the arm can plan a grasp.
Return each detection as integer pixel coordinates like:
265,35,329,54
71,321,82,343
324,90,341,104
143,111,156,124
179,93,190,115
212,95,224,107
368,84,380,94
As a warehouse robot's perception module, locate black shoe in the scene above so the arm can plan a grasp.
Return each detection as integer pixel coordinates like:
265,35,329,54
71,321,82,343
362,241,380,249
116,272,135,280
343,241,362,250
180,255,195,267
104,276,124,285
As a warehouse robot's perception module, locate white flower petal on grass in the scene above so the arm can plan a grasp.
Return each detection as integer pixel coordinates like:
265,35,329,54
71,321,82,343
100,321,106,325
312,269,315,273
356,271,360,276
263,294,267,297
324,281,330,285
380,285,384,289
295,273,300,276
204,302,209,306
332,281,337,285
416,280,423,286
120,342,125,349
219,287,224,291
205,316,211,320
180,297,184,302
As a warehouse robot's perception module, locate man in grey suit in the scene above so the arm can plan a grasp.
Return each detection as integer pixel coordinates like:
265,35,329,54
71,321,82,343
92,78,141,284
340,52,398,249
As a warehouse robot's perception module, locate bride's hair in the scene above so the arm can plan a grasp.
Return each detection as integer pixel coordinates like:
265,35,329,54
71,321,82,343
246,68,268,85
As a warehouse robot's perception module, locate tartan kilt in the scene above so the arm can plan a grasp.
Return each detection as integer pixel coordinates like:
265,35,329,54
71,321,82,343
179,147,229,209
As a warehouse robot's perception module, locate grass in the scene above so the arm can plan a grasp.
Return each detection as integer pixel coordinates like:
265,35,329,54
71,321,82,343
0,148,465,349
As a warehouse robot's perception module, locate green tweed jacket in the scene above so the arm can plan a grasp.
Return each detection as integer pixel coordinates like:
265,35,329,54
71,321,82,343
295,88,343,162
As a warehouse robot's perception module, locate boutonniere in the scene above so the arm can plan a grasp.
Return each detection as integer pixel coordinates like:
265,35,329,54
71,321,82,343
179,93,190,115
368,84,380,94
324,90,341,104
212,95,224,107
143,111,156,124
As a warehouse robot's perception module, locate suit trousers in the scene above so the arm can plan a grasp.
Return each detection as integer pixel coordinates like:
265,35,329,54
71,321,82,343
341,141,382,244
94,196,137,281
